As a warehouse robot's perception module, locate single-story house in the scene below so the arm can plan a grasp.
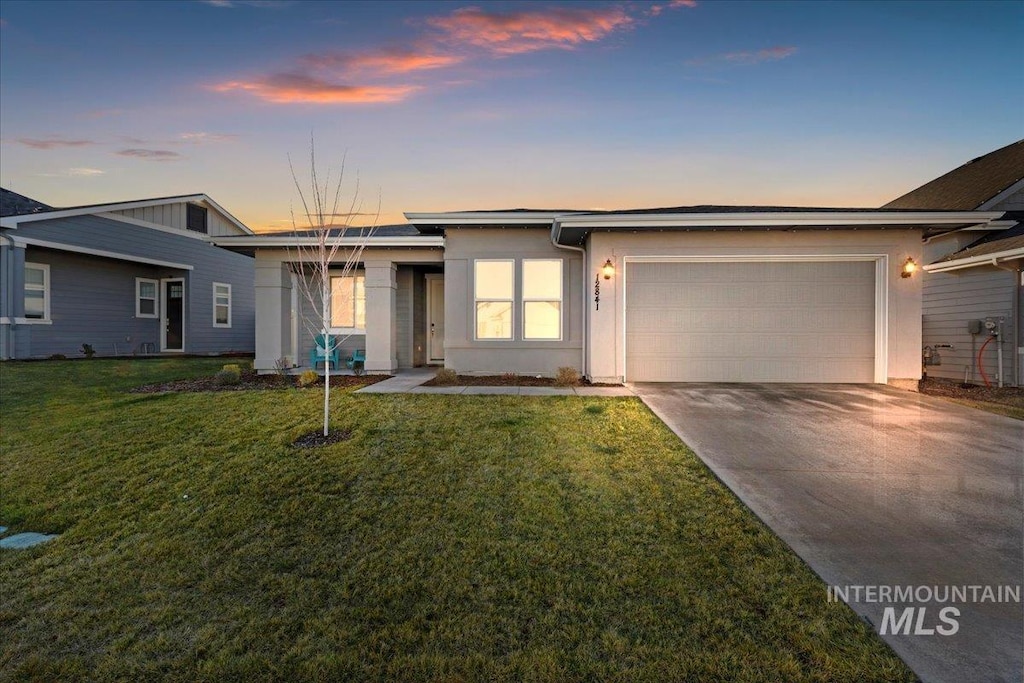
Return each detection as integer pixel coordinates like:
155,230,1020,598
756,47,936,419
217,205,1008,385
0,191,256,359
884,139,1024,386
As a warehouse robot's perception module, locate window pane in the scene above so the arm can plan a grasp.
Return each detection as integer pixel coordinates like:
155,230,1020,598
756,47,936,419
475,261,513,299
215,305,229,325
524,301,561,339
25,290,44,318
139,299,156,316
354,277,365,328
215,294,230,306
139,281,156,299
25,267,44,287
330,276,354,327
523,260,561,299
476,301,512,339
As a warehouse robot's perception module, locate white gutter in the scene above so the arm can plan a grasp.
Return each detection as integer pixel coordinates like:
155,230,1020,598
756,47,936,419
556,211,1006,229
213,235,445,248
12,236,194,270
549,219,588,379
924,247,1024,273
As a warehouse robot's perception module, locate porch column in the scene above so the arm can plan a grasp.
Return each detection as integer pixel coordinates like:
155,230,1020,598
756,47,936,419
0,238,26,359
254,255,292,372
364,260,397,373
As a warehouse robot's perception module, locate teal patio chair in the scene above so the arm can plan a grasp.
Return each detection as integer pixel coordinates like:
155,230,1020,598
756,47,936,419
345,349,366,371
310,334,341,370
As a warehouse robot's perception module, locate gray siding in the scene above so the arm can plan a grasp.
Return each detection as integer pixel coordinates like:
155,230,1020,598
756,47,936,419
111,200,246,237
7,214,254,357
990,184,1024,211
922,268,1016,386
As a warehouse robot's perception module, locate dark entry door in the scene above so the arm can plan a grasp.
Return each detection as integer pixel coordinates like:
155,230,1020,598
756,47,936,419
164,280,184,351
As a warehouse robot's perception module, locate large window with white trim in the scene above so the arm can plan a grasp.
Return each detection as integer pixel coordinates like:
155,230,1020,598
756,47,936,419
136,278,158,318
330,274,365,330
522,259,562,340
24,262,50,321
213,282,232,328
474,260,513,340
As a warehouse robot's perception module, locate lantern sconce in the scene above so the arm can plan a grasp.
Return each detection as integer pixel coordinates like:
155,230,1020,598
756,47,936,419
901,257,918,279
602,258,615,280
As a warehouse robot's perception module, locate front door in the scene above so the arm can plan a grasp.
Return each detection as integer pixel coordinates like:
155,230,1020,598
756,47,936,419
162,279,185,352
427,275,445,363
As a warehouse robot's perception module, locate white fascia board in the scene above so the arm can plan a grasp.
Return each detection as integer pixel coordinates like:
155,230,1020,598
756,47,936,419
924,247,1024,273
13,236,194,270
212,235,445,248
197,195,255,235
978,178,1024,211
556,211,1006,229
404,212,565,225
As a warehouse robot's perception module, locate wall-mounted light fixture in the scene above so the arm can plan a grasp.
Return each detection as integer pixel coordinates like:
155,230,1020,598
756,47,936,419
602,258,615,280
901,257,918,278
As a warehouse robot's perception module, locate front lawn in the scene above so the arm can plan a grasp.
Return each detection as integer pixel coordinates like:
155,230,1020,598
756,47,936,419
0,360,913,682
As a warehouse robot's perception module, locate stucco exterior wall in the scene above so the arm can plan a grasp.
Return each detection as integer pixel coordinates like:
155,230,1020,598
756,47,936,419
442,228,584,376
586,229,923,384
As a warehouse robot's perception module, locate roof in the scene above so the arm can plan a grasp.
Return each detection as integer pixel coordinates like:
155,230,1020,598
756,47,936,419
276,224,423,238
0,188,51,217
883,139,1024,210
928,219,1024,269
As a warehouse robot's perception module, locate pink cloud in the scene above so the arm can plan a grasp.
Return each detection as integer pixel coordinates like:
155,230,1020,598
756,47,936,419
115,148,182,161
425,5,635,55
210,73,420,104
687,46,798,67
17,137,96,150
300,47,464,75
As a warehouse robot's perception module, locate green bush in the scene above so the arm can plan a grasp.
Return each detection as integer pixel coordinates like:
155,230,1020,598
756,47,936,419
298,370,320,387
434,368,458,385
555,366,581,387
81,344,96,359
215,365,242,386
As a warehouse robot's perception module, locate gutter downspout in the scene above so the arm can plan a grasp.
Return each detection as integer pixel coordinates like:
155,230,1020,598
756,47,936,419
550,219,588,378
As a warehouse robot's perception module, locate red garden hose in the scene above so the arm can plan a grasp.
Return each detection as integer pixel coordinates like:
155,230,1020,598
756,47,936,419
977,335,995,388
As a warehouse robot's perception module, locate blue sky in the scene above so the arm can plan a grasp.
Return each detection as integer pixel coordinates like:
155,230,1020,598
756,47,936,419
1,0,1021,230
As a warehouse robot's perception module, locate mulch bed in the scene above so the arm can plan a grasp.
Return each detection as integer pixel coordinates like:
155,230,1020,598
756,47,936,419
422,374,621,388
919,377,1024,408
130,370,390,394
292,429,353,448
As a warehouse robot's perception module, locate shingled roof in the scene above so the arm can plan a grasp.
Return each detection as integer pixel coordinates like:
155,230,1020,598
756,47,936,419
883,139,1024,210
0,187,51,217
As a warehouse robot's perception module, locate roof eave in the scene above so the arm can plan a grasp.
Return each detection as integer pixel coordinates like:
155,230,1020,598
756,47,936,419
924,247,1024,273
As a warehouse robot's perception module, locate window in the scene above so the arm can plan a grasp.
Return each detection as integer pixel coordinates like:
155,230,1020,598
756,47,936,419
213,283,232,327
187,204,208,233
24,262,50,321
523,259,562,340
136,278,158,318
330,274,365,330
474,260,513,340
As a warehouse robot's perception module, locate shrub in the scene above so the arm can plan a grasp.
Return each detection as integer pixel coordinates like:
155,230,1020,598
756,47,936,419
48,354,67,360
298,370,320,387
555,366,581,387
501,372,518,382
215,365,242,386
81,343,96,359
434,368,458,385
222,364,241,374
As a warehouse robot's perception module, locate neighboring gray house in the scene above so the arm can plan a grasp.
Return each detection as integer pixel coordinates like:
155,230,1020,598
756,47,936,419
0,192,256,359
217,204,1008,385
884,139,1024,386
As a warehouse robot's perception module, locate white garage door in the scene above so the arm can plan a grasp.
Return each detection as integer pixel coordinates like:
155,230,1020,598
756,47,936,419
625,260,876,383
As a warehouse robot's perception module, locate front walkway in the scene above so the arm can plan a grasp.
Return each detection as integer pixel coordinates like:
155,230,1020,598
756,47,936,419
356,368,633,396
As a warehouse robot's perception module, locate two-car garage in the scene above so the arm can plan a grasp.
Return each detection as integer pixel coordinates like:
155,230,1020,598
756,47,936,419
624,259,880,383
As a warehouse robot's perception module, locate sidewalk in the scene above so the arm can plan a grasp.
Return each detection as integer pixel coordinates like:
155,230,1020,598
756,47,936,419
356,368,633,396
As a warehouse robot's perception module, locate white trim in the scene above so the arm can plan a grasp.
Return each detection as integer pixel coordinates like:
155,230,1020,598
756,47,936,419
426,273,445,363
521,258,563,341
0,194,254,235
620,254,889,384
14,236,194,270
978,178,1024,210
473,259,515,341
924,247,1024,273
328,272,366,333
135,277,159,318
160,277,186,352
405,212,563,225
213,282,232,328
213,235,445,248
0,316,52,325
96,212,210,241
23,262,51,323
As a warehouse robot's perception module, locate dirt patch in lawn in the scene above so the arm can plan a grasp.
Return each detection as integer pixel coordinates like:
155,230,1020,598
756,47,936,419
423,374,621,388
919,377,1024,419
291,429,353,448
130,370,390,394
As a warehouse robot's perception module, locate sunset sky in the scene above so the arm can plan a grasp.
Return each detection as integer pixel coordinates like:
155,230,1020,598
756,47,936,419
1,0,1021,231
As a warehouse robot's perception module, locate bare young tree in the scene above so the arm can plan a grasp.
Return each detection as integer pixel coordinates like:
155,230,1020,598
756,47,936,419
286,140,379,436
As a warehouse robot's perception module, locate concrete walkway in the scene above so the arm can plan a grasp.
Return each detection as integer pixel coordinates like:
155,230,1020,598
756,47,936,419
356,368,633,396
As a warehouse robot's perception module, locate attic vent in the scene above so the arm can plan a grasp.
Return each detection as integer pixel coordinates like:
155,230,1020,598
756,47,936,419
187,203,208,233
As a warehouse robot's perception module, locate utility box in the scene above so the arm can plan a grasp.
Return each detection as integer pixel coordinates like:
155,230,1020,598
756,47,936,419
984,317,1005,335
968,319,983,334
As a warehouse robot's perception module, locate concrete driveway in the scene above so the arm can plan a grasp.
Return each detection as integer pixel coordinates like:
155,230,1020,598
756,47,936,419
633,383,1023,683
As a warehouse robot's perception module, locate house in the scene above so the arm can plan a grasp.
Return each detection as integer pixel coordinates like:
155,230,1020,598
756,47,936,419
0,192,256,360
884,139,1024,386
217,205,1008,385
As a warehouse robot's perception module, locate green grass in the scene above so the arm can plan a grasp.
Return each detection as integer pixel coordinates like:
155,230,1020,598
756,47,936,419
0,360,914,682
